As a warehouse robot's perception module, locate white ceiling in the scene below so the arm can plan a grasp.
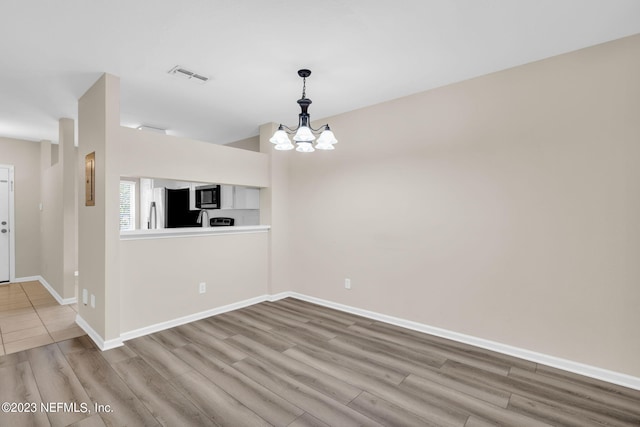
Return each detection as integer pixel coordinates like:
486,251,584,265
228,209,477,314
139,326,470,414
1,0,639,145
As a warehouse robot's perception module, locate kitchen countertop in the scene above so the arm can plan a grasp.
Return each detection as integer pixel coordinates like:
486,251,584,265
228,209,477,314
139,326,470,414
120,225,270,240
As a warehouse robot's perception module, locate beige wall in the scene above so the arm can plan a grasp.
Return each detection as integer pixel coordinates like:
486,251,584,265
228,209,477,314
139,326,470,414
279,34,640,377
116,108,270,335
78,73,270,343
225,135,260,152
39,140,63,292
0,137,41,277
118,127,268,188
116,121,269,335
78,74,122,341
61,119,78,299
39,119,77,299
259,123,292,295
120,232,268,332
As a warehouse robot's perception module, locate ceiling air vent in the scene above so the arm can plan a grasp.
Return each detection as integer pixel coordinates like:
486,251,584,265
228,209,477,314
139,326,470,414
168,65,210,84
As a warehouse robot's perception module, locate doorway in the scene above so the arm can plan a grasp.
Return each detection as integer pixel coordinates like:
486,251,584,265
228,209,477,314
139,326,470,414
0,165,15,283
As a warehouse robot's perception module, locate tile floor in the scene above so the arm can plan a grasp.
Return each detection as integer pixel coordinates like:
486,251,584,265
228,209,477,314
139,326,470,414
0,281,85,355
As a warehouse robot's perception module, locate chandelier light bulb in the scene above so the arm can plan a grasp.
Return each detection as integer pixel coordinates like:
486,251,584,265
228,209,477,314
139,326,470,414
293,126,315,142
317,129,338,145
296,142,315,153
269,129,290,145
315,142,335,150
275,142,294,150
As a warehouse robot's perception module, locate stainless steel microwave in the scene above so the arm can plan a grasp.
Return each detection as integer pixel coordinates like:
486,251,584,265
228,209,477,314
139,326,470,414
195,185,220,209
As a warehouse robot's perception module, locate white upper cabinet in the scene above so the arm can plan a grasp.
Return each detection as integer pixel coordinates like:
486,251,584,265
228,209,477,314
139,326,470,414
220,185,234,209
220,185,259,210
234,187,260,209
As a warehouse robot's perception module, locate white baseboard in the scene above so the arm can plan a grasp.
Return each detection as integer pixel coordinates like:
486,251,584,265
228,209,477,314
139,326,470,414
13,275,77,305
37,276,77,305
69,289,640,391
119,294,270,342
12,275,40,283
75,314,123,351
267,291,292,302
272,292,640,391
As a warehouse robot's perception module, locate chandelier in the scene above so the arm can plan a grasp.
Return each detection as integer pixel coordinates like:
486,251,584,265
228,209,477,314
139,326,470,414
269,69,338,152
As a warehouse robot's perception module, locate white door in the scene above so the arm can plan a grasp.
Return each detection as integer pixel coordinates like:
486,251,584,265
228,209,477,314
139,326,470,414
0,167,10,282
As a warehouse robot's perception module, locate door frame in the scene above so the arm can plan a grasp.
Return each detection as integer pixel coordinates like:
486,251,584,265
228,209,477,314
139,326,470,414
0,164,16,283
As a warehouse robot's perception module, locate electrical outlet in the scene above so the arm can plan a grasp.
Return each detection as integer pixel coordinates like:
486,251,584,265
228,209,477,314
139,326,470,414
90,294,95,308
345,278,351,290
82,289,88,305
199,282,206,294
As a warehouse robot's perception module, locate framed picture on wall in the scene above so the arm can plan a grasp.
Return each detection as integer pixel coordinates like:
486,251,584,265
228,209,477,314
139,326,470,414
85,152,95,206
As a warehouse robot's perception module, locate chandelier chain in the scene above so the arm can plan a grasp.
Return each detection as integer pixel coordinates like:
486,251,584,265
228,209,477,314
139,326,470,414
302,76,306,99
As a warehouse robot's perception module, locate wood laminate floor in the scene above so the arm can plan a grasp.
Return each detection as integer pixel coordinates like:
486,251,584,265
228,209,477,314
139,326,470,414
0,297,638,426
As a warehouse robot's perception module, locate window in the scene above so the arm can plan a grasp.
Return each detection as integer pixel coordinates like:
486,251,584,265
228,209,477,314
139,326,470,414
119,181,136,231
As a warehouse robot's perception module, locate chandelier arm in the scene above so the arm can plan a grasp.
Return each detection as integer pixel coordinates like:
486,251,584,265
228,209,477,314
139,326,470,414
279,124,330,135
309,124,330,133
279,124,299,134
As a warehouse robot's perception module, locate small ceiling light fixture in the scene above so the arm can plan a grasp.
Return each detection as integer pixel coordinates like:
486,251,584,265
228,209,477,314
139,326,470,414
270,69,338,152
136,125,167,134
